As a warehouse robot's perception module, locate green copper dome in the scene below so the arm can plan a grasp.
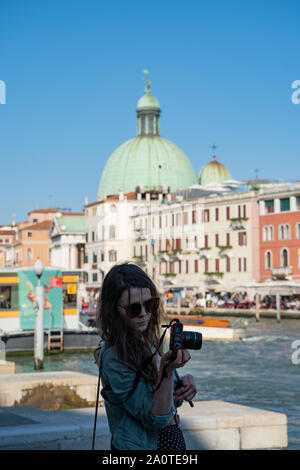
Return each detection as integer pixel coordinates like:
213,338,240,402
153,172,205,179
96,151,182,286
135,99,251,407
98,136,197,197
198,156,232,186
98,75,197,197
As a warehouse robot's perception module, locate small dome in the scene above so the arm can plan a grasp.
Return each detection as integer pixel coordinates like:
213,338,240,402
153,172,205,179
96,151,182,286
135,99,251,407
198,156,232,186
98,136,197,197
137,93,160,111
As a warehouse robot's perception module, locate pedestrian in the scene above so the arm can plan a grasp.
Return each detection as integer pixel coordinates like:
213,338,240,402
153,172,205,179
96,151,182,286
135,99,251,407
95,262,197,450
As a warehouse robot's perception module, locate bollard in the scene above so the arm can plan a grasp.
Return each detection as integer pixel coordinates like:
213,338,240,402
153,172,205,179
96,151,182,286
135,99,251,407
34,284,44,370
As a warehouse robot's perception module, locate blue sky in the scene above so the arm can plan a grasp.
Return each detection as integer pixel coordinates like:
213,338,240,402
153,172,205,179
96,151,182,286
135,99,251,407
0,0,299,224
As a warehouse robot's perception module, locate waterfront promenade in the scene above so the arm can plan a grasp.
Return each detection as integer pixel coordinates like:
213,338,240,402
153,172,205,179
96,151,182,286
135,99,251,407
0,398,287,450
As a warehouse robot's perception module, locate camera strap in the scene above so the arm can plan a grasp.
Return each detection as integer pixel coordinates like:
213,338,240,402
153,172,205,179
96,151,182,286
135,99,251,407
92,344,141,450
92,319,179,450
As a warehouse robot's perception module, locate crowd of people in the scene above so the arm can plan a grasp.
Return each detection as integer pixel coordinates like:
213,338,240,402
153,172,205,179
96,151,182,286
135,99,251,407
165,290,300,310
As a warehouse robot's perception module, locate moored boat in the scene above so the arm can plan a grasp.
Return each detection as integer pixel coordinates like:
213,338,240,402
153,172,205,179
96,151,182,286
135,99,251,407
162,313,230,328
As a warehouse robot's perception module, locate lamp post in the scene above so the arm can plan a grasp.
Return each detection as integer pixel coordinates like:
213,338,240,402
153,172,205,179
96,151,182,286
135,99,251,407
34,258,44,370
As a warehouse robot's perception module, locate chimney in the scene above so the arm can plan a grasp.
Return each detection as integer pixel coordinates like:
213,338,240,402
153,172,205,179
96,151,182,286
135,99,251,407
119,188,124,201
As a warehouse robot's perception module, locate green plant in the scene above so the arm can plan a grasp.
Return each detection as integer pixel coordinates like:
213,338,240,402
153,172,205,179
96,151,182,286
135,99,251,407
204,271,224,277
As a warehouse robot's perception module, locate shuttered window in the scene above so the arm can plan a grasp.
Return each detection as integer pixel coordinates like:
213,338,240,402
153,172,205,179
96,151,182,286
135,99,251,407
280,198,290,212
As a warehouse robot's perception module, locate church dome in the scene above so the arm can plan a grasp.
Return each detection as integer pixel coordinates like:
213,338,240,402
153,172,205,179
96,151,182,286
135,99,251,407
137,93,160,111
198,156,232,186
98,136,197,197
98,74,197,197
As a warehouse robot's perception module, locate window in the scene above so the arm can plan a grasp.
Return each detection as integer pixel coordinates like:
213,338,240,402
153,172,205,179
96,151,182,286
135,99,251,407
298,249,300,269
265,251,272,270
243,205,247,218
238,205,241,218
194,260,198,273
204,257,209,272
215,234,219,247
296,196,300,210
186,260,189,273
92,231,95,241
279,224,290,240
109,225,116,239
86,233,88,242
238,257,247,272
296,223,300,239
226,233,231,246
281,248,289,268
63,284,76,307
280,198,290,212
203,209,210,222
226,207,230,219
215,208,219,221
92,273,98,282
26,248,33,261
27,232,32,238
192,210,197,224
0,285,18,310
109,250,117,262
238,232,247,246
204,234,209,248
215,259,219,272
101,252,104,262
183,212,188,225
225,255,230,272
175,238,181,250
265,200,274,213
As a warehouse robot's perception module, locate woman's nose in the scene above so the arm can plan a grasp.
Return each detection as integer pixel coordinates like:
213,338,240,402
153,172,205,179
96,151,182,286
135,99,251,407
139,303,148,317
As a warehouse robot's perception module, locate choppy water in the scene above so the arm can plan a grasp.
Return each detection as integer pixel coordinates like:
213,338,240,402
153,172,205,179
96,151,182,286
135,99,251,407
9,318,300,450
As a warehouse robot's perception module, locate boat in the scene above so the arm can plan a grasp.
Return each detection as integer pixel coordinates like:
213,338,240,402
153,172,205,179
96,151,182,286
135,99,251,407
162,313,230,328
0,267,100,354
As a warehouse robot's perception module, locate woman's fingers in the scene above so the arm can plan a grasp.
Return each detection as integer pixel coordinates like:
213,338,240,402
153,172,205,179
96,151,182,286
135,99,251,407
162,349,191,371
174,374,197,401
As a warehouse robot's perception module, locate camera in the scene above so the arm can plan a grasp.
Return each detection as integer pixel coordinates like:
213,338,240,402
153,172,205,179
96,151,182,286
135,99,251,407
169,319,202,361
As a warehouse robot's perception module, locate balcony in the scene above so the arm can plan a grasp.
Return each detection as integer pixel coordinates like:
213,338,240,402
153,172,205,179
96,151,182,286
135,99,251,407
134,229,147,241
229,218,248,230
272,266,291,280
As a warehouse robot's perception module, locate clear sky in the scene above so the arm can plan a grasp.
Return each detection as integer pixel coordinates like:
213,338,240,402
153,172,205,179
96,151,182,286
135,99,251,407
0,0,299,225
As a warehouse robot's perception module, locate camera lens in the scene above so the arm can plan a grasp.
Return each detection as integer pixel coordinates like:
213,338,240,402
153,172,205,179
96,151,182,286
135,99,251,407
182,331,202,350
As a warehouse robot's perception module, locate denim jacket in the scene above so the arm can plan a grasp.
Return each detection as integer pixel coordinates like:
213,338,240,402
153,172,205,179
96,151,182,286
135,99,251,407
100,343,182,450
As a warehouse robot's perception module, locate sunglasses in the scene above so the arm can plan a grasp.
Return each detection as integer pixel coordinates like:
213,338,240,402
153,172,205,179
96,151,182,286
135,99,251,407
122,297,160,318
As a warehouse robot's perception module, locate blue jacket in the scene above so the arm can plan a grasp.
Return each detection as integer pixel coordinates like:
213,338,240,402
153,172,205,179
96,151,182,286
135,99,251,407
100,343,181,450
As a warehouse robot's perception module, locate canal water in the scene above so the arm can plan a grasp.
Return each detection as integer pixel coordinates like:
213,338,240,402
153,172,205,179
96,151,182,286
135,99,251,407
9,317,300,450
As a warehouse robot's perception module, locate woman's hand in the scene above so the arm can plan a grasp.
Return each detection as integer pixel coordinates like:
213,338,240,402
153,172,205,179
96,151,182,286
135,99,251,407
174,374,197,403
161,349,191,372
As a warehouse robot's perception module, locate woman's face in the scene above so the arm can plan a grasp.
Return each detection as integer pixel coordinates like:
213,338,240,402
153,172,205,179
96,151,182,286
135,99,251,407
117,287,153,333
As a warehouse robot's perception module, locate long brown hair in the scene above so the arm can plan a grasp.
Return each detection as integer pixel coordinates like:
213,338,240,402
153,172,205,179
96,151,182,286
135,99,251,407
97,262,163,386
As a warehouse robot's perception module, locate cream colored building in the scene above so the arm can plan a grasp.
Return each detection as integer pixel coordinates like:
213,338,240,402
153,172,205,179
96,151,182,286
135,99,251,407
131,190,260,289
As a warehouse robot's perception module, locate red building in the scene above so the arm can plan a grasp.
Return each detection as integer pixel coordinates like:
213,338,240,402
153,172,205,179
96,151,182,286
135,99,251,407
259,183,300,282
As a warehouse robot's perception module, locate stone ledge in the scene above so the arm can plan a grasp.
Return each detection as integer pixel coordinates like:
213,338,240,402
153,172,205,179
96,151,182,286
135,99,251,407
0,371,99,407
0,361,15,375
0,400,288,450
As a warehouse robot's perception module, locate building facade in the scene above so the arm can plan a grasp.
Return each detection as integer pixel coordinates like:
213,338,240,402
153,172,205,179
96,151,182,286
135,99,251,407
259,182,300,282
131,189,260,289
49,213,85,270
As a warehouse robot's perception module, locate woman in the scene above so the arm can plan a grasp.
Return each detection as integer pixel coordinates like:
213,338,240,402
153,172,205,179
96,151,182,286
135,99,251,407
96,262,197,450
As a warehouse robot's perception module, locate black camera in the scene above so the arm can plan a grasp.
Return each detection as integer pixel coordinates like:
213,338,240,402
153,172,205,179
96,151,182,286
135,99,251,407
169,319,202,361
